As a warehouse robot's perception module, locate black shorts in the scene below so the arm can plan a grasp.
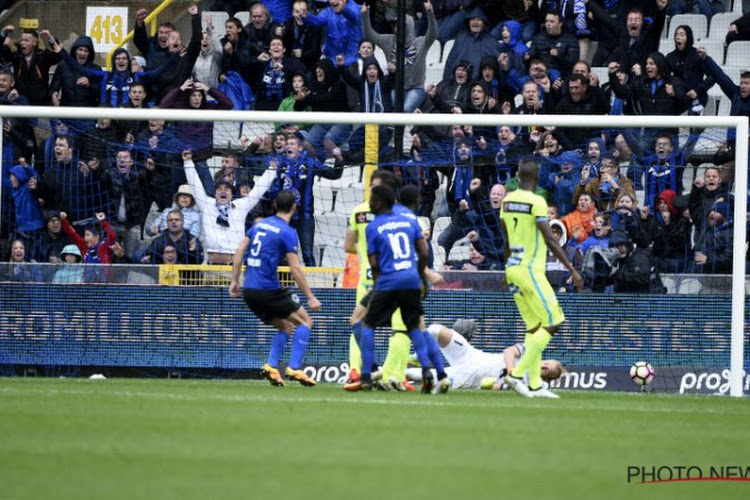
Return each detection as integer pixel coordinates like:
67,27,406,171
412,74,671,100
359,290,372,308
243,288,301,325
364,289,423,331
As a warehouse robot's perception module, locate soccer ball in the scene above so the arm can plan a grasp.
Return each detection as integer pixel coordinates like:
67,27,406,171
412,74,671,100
630,361,655,386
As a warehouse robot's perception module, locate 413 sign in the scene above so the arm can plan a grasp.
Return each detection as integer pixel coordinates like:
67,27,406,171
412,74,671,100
86,7,128,53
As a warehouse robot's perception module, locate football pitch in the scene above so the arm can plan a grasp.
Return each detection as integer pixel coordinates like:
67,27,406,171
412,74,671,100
1,378,749,500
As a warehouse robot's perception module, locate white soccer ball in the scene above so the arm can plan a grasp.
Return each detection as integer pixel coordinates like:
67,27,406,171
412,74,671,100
630,361,655,386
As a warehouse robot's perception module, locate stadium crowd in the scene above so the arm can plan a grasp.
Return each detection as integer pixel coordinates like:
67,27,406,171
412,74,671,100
0,0,748,289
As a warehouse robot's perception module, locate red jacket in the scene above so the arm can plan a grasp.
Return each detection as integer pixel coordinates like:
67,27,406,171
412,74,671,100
61,217,116,264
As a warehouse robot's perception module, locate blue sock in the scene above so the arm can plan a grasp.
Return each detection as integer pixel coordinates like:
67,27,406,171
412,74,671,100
407,328,430,368
360,327,375,377
423,330,447,379
288,325,311,370
267,331,289,367
352,321,363,346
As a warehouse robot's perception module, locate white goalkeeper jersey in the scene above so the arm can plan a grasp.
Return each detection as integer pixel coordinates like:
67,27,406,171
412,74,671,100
441,331,524,389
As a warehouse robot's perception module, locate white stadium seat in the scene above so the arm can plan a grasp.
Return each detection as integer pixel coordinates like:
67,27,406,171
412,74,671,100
668,14,708,41
707,12,738,40
725,42,750,67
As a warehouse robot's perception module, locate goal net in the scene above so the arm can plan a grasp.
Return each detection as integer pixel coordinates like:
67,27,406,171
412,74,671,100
0,106,746,396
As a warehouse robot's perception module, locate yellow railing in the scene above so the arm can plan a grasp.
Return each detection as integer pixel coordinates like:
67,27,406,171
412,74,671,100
105,0,174,70
158,264,345,286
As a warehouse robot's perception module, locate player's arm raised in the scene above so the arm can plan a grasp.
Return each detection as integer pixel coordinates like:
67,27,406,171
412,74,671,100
229,236,250,298
288,251,322,311
538,219,583,291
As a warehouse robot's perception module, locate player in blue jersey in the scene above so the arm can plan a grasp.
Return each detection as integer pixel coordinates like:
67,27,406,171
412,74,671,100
359,184,451,393
229,190,322,387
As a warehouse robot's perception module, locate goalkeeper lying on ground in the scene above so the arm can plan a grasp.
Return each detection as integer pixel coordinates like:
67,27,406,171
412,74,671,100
404,320,565,390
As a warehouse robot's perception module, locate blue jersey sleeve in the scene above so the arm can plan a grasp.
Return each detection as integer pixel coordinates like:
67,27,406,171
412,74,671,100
411,218,424,241
281,225,299,254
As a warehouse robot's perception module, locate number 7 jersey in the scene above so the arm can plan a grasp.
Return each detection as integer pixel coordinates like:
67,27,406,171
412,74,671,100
500,189,549,271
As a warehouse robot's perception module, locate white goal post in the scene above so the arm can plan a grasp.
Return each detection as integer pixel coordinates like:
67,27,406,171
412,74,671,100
1,107,746,397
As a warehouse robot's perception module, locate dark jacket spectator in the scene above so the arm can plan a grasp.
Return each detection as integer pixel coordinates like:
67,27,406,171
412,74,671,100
294,58,348,113
142,223,204,265
133,8,174,69
57,46,179,108
688,167,730,244
342,55,393,113
160,82,234,162
0,29,62,105
607,52,690,120
610,230,662,293
422,60,471,114
151,10,203,104
49,35,100,107
597,0,667,70
700,52,750,147
443,8,500,81
666,25,714,109
243,3,281,60
726,11,750,47
35,210,72,263
246,38,308,111
220,17,253,83
282,5,322,69
526,11,579,77
694,199,733,274
648,189,693,273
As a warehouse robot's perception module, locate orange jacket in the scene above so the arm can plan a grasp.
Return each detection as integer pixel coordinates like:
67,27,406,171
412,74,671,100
561,209,596,244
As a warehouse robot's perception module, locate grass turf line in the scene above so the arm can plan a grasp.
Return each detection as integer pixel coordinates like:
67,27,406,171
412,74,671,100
0,378,749,500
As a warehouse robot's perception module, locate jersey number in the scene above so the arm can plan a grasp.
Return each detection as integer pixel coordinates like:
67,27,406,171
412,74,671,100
250,231,267,257
387,232,411,260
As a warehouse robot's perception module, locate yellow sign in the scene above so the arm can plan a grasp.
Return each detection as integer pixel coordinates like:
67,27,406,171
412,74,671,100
19,18,39,29
85,7,128,53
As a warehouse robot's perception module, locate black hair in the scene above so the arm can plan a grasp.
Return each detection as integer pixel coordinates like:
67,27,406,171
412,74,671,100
398,184,420,211
370,184,396,212
226,17,243,30
568,73,588,87
370,169,402,193
274,190,296,213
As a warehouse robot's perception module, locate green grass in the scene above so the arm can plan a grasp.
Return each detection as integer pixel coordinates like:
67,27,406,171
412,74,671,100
1,379,749,500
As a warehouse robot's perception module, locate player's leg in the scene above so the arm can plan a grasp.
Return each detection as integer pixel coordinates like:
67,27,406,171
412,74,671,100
503,268,542,397
348,305,366,377
265,318,295,387
244,289,290,387
358,291,398,390
282,305,317,387
427,323,477,366
347,284,370,382
513,273,565,397
522,274,565,398
421,323,451,394
380,308,411,386
400,292,449,394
